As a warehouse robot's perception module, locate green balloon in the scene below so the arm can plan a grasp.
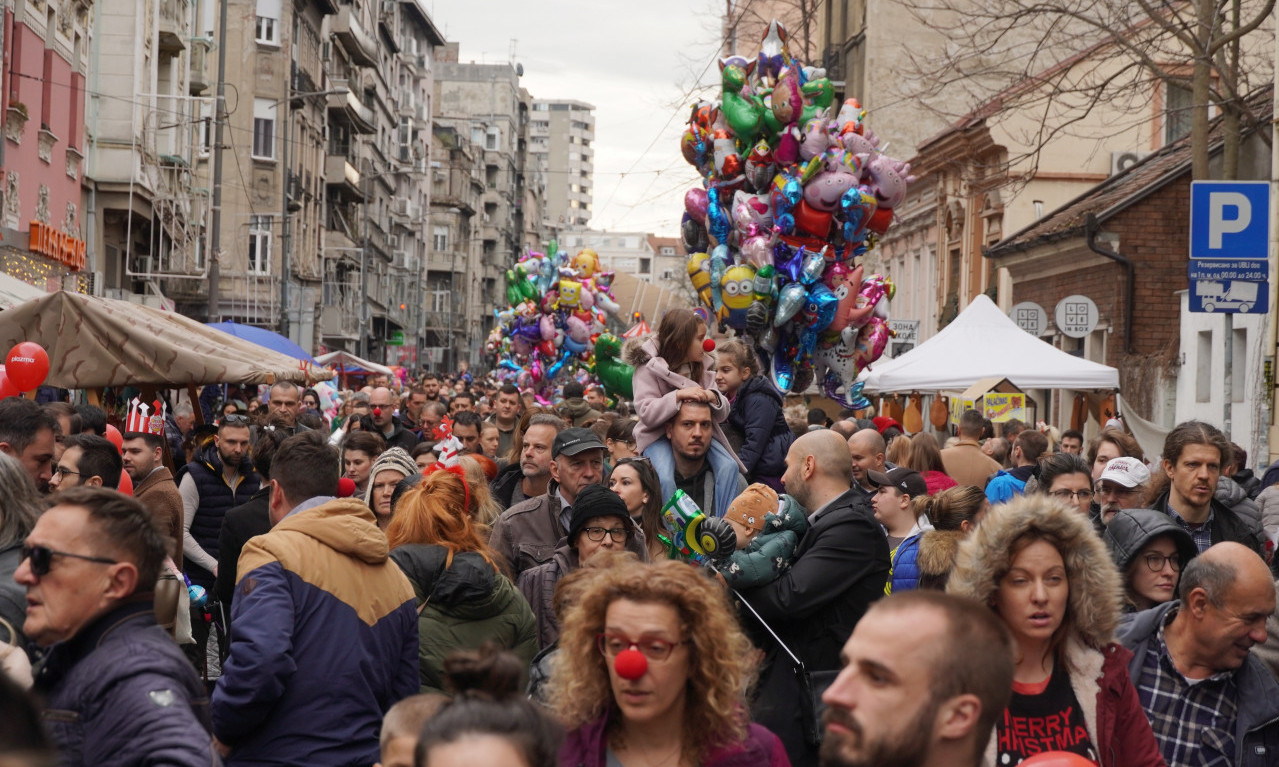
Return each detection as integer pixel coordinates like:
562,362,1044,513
593,333,634,400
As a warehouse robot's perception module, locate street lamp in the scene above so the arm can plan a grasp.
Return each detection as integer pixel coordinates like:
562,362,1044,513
278,86,348,340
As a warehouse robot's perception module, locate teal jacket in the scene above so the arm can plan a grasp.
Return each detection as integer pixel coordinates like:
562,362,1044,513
721,495,808,589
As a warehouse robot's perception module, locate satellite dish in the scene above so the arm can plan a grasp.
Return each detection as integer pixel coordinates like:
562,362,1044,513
516,62,524,77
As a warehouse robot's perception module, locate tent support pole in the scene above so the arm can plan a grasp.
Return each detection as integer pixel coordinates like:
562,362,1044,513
187,385,205,426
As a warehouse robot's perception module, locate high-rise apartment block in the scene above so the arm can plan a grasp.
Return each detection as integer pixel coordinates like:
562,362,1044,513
529,99,593,228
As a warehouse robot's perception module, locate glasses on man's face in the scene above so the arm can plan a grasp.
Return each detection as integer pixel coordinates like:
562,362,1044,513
581,526,630,543
21,544,117,577
1096,482,1138,497
1142,552,1183,573
1050,489,1094,502
52,465,81,478
597,633,689,662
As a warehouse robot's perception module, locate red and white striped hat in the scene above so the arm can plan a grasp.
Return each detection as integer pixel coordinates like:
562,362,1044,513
124,397,166,436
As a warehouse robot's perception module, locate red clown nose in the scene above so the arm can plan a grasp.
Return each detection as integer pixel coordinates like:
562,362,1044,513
372,407,383,418
702,338,716,353
614,648,648,680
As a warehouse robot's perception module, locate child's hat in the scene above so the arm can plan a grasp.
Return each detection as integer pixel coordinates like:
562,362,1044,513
726,483,778,532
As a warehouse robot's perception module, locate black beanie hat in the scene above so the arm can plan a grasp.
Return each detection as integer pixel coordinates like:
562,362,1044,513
568,484,632,543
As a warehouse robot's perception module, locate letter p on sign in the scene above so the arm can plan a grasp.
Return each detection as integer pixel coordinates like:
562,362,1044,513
1190,181,1270,261
1209,192,1251,249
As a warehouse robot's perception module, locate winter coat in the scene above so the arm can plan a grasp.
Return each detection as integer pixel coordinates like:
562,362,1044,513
722,494,808,589
184,443,260,588
489,482,649,577
213,487,271,609
725,376,794,479
887,524,924,594
948,496,1164,767
1254,579,1279,682
1216,475,1263,531
212,498,419,766
516,544,577,650
1101,509,1198,611
984,465,1035,504
915,529,965,591
134,466,185,568
939,439,1002,489
490,460,525,511
1257,484,1279,540
1233,468,1262,499
921,470,958,495
0,543,27,648
1120,600,1279,767
371,416,422,453
391,543,538,694
559,397,601,427
623,336,746,473
560,710,791,767
36,599,215,767
1148,488,1267,557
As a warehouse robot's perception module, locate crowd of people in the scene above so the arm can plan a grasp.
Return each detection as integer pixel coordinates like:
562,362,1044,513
1,306,1279,767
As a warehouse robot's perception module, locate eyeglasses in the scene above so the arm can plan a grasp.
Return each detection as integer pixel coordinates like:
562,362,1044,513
1096,482,1139,496
20,544,117,577
1142,552,1183,573
597,633,689,662
581,526,631,543
52,465,82,478
1050,489,1094,501
221,414,249,425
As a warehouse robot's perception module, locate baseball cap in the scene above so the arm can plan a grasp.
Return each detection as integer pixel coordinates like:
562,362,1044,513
553,427,606,458
866,467,928,497
1099,456,1150,488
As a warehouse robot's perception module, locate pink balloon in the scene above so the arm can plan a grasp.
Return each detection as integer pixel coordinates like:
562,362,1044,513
684,188,709,220
1020,752,1098,767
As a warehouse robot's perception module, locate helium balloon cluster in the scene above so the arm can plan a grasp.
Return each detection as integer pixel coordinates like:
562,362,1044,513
486,242,623,390
679,20,911,408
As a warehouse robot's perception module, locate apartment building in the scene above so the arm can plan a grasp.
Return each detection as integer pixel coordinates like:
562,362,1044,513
528,98,593,229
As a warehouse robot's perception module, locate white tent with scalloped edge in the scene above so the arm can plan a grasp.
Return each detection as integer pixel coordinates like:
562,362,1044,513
859,294,1119,392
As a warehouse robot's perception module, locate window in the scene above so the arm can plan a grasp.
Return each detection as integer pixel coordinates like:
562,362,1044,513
255,0,280,45
248,216,272,273
197,100,212,156
433,226,448,252
639,258,651,273
1165,80,1193,144
252,98,276,160
486,127,500,150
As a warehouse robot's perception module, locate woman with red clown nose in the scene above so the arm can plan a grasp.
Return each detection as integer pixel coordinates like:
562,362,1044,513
551,557,790,767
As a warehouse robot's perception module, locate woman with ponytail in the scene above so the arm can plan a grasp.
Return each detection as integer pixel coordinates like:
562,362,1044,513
915,486,988,591
387,470,538,693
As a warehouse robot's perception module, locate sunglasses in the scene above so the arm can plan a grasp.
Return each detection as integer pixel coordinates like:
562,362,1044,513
221,414,250,425
21,544,117,577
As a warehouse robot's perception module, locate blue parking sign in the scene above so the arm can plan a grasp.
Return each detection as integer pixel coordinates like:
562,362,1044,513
1190,181,1270,260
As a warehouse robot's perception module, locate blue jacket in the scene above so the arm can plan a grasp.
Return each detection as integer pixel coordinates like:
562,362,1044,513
212,498,419,766
985,465,1034,504
35,599,215,767
1119,600,1279,767
888,531,923,594
726,377,794,480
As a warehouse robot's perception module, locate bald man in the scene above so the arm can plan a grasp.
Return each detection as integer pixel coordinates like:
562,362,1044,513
847,428,887,500
744,430,891,765
366,387,421,453
1119,542,1279,766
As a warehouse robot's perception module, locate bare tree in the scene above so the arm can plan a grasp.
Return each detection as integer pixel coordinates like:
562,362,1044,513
899,0,1274,180
722,0,822,64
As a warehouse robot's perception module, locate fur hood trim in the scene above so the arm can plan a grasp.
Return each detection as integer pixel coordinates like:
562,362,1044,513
622,335,654,368
916,530,965,576
947,494,1123,650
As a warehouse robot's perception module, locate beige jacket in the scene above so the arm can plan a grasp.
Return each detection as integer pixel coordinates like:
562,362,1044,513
940,440,1002,489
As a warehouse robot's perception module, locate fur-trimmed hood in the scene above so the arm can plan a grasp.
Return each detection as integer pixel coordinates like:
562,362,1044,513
947,494,1123,651
916,529,965,577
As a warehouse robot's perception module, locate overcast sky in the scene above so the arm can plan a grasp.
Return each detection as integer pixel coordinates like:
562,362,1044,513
431,1,722,239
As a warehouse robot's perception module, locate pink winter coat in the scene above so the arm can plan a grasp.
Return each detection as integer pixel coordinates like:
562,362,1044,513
623,337,745,471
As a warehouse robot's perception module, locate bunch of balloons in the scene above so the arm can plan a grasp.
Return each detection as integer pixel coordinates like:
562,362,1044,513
486,241,623,392
679,19,911,408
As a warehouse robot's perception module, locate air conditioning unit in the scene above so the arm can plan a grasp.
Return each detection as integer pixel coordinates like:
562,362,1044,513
393,198,410,216
1110,150,1152,176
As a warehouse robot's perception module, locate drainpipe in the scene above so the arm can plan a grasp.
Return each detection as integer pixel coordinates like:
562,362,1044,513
1084,213,1134,354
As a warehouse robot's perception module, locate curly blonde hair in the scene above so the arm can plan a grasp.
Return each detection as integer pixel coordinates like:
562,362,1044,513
549,557,757,760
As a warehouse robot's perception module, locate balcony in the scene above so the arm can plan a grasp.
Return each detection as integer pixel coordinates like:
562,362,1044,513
158,0,187,55
332,7,377,67
286,170,304,212
189,38,212,94
325,155,362,199
327,87,375,134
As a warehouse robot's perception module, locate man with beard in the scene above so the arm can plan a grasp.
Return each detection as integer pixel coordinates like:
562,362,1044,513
742,430,889,766
491,414,563,510
820,590,1014,767
667,400,746,515
1094,456,1151,528
123,431,184,567
0,397,57,493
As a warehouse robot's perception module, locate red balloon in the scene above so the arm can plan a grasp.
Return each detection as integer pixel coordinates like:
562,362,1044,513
613,648,648,681
5,342,49,391
104,424,124,452
117,470,133,497
0,367,19,399
1020,753,1098,767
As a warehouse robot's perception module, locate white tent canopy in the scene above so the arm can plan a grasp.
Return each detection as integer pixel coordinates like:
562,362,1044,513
860,295,1120,392
315,350,395,377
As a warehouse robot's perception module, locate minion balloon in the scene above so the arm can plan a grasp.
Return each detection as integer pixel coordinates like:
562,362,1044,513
719,263,757,330
686,252,713,309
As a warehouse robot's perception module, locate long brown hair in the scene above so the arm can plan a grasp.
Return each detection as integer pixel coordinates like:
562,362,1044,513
655,307,706,383
907,432,946,474
385,470,503,573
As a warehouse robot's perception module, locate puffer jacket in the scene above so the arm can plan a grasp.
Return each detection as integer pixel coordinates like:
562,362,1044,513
948,495,1165,767
725,376,794,480
915,529,965,591
390,543,538,694
559,397,601,427
1101,509,1198,611
887,524,924,594
623,336,745,472
1257,485,1279,540
722,494,807,589
212,498,419,766
561,710,791,767
1121,601,1279,767
1217,475,1263,531
36,599,215,767
516,544,577,650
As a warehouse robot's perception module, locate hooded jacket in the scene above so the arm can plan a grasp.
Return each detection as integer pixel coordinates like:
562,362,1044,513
623,336,745,473
947,496,1165,767
559,397,601,427
915,529,965,591
1102,509,1198,612
984,464,1036,504
724,376,794,479
391,543,538,693
1120,601,1279,767
211,498,419,766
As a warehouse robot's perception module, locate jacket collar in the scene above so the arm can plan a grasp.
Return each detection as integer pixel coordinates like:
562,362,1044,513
38,596,156,684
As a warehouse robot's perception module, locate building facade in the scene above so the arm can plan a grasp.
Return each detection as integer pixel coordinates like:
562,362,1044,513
528,98,592,229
